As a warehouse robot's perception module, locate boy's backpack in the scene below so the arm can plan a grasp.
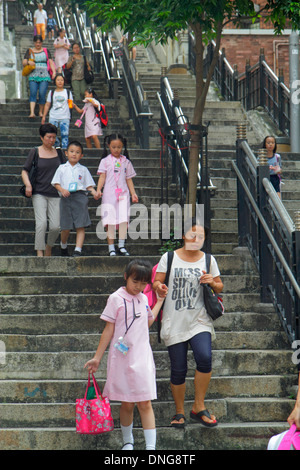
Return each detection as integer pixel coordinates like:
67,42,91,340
143,251,174,343
95,103,108,128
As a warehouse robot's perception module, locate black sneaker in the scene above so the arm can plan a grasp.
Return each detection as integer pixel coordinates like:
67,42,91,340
118,247,130,256
73,250,82,257
61,247,70,256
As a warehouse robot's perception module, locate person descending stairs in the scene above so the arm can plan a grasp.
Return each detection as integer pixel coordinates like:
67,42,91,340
0,29,299,451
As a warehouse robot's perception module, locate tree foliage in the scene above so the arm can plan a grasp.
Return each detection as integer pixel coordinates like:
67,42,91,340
83,0,300,207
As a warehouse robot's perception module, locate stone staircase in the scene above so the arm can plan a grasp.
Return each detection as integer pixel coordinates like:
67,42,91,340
0,34,299,450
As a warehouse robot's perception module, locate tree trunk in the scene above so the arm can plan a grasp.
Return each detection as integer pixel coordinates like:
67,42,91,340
187,21,223,214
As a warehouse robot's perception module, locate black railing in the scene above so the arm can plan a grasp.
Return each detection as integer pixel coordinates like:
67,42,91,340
116,41,152,148
157,75,216,250
189,33,291,137
233,128,300,345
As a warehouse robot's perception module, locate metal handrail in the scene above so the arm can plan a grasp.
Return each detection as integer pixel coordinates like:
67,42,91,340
157,77,216,191
233,161,299,298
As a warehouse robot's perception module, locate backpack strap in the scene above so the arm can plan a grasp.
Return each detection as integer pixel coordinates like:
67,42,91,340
157,251,174,343
205,253,211,274
56,147,66,164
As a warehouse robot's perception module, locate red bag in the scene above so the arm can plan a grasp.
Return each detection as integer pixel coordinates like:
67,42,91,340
96,104,108,128
76,373,114,435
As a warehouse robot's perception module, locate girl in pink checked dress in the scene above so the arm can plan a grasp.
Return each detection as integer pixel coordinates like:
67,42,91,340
73,88,103,149
96,133,138,256
84,259,166,451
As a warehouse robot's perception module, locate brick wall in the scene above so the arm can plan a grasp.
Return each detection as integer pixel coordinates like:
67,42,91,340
220,34,293,85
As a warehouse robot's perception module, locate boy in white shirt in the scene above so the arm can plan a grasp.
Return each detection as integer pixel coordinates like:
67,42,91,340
51,140,100,256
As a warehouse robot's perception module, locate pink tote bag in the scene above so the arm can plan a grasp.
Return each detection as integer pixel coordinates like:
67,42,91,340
76,373,114,434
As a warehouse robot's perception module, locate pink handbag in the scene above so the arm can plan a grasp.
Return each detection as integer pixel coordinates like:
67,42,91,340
277,424,300,450
75,108,86,128
76,373,114,434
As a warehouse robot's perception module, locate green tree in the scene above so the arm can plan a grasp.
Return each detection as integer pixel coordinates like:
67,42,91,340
84,0,300,210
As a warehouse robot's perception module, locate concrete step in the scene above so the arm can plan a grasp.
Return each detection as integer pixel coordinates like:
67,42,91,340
0,397,294,428
0,422,291,450
1,373,295,403
0,349,294,380
1,329,288,352
0,292,260,314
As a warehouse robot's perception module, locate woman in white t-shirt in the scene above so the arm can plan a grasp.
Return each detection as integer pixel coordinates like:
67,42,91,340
42,74,73,149
153,218,223,429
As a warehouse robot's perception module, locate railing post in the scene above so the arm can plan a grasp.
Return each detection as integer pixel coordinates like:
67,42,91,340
278,68,284,133
236,123,248,246
245,59,251,110
141,91,150,149
233,64,238,100
257,148,272,302
293,211,300,342
220,47,226,98
259,48,265,108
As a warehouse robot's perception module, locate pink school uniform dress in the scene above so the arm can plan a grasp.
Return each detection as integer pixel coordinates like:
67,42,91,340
83,100,103,139
101,287,157,402
97,154,136,227
54,37,70,69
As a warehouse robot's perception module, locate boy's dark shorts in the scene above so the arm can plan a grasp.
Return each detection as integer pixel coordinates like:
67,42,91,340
270,174,281,193
60,191,91,230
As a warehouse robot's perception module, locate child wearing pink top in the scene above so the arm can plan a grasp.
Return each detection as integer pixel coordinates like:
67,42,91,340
84,259,166,450
96,133,138,256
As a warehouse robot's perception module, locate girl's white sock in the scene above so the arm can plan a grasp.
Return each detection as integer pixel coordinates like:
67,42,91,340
121,423,134,450
108,244,115,253
118,239,125,248
61,242,68,249
143,428,156,450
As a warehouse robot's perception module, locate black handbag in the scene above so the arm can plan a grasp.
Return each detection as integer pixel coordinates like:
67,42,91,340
20,147,39,197
84,56,94,84
202,254,224,321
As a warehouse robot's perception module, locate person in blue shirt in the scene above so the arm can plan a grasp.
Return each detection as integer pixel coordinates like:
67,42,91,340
263,135,282,199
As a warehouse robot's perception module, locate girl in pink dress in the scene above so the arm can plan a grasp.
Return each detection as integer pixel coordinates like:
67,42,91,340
73,88,102,149
54,28,70,73
96,134,138,256
84,259,166,450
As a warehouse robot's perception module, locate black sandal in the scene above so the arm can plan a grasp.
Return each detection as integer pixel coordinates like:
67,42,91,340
109,250,116,256
170,414,186,428
190,409,218,427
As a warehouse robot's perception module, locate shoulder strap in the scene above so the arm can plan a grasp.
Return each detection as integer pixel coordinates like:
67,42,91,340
56,147,66,164
205,253,211,274
43,47,48,59
157,251,174,344
165,251,174,286
32,147,39,166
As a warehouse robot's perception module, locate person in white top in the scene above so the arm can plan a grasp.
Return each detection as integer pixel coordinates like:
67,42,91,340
153,217,223,429
42,74,73,149
51,140,100,257
34,3,47,40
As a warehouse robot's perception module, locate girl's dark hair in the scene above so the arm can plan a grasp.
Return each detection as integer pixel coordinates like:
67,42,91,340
86,87,99,101
54,73,65,86
33,35,43,42
72,42,80,49
101,133,130,160
39,123,57,137
262,135,277,154
124,259,152,284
